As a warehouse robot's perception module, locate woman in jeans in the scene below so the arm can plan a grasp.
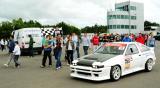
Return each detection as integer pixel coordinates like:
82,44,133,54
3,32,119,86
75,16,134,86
54,34,63,70
66,35,75,65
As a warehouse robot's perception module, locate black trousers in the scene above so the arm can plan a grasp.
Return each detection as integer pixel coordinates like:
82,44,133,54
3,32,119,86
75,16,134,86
76,47,80,58
42,51,52,66
66,50,73,64
83,46,89,55
14,55,20,67
1,45,4,51
29,47,34,57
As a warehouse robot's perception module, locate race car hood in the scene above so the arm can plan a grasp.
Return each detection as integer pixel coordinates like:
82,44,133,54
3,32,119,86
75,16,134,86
77,53,117,67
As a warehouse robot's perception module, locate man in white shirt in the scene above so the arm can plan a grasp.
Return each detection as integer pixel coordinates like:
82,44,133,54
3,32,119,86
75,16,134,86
72,33,78,60
13,41,21,68
82,33,90,55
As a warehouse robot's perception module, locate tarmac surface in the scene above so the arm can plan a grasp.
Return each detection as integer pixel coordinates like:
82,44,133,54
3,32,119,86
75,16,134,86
0,42,160,88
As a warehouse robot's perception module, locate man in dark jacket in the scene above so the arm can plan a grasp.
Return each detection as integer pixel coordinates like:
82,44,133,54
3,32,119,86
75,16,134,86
4,36,15,67
8,36,15,53
29,35,34,57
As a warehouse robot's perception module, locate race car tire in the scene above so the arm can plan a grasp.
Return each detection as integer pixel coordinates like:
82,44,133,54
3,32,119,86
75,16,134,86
110,65,121,81
145,59,153,72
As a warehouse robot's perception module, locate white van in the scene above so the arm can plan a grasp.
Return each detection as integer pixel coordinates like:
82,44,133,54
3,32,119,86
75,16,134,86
13,28,42,54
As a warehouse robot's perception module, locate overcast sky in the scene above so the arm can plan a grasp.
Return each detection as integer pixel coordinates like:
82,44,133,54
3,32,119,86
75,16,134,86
0,0,159,28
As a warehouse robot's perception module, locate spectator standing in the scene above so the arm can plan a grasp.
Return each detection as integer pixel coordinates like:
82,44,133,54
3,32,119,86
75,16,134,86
28,35,34,57
8,36,15,54
66,35,75,65
42,34,46,50
99,35,103,45
41,35,52,68
64,35,69,45
122,34,132,42
115,34,121,42
92,33,99,52
54,34,63,70
72,33,78,59
4,36,15,67
130,34,135,42
147,34,156,48
82,33,90,55
110,33,115,42
76,36,80,58
13,41,21,68
136,33,145,44
103,34,108,43
144,34,149,45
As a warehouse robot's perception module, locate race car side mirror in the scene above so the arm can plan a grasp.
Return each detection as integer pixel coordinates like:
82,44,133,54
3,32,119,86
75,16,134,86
130,48,134,53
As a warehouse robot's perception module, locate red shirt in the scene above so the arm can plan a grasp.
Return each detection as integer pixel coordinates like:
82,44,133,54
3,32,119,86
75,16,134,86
136,36,145,44
92,36,99,45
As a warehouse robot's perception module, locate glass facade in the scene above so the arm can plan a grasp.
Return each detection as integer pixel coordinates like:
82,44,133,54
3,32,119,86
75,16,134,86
116,6,136,11
108,15,136,20
108,25,137,29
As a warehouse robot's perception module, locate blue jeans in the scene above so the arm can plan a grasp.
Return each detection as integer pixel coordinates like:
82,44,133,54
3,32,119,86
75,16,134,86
55,50,62,68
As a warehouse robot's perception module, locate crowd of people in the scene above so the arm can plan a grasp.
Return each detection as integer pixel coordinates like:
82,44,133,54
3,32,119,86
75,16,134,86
1,32,156,70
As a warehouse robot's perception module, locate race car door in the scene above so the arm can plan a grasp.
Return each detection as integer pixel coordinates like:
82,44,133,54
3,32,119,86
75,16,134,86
125,44,142,73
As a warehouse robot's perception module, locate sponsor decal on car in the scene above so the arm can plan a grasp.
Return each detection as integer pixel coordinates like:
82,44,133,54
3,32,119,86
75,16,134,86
125,56,132,69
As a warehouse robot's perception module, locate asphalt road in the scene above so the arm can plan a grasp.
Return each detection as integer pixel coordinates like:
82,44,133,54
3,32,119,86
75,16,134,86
0,42,160,88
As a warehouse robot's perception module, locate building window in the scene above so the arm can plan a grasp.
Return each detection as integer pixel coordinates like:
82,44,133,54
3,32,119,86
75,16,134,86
121,15,125,19
125,15,129,19
131,16,136,20
130,6,136,10
117,25,121,29
113,15,116,19
125,25,129,29
113,25,116,29
131,25,137,29
109,25,112,29
121,25,125,29
117,15,121,19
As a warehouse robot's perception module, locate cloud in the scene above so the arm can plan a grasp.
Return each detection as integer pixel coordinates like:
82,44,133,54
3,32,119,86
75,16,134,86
0,0,159,28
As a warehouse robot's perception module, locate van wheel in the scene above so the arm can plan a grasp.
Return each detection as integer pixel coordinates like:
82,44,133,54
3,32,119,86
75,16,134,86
38,51,42,55
110,65,121,81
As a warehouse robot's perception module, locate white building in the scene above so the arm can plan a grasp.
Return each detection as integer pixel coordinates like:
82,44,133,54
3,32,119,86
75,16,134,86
107,1,144,34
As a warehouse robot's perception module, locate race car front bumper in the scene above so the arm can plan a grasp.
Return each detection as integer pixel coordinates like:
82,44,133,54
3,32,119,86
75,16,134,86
70,65,111,81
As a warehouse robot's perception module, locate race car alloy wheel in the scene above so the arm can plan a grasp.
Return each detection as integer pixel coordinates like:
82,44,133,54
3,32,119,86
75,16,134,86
145,59,153,72
110,66,121,81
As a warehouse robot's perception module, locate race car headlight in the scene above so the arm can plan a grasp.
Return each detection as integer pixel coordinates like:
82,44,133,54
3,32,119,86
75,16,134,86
92,65,104,69
72,63,77,66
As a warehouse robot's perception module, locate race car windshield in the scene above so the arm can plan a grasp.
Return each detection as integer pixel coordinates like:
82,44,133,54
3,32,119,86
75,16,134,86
96,44,126,55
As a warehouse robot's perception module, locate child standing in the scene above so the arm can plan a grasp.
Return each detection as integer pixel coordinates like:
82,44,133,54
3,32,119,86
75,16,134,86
13,41,21,68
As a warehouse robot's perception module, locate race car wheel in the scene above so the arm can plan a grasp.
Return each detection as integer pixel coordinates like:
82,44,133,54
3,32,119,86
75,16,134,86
110,65,121,81
145,59,153,72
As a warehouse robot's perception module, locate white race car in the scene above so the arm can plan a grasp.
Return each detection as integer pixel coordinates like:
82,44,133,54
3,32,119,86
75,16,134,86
70,42,156,81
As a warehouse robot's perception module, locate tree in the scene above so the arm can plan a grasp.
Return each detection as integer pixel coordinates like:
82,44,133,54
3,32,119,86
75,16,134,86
81,24,107,34
56,22,81,35
0,18,42,39
144,20,160,31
